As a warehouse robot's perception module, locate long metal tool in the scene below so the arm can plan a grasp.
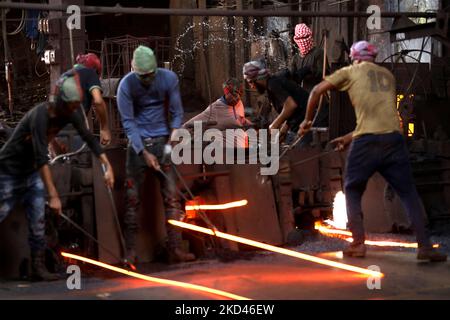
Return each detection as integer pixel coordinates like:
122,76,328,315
172,165,219,232
280,149,336,173
100,164,135,270
278,149,336,173
59,212,123,264
157,166,219,233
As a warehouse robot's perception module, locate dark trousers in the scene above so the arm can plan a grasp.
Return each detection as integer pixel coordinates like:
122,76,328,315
124,137,184,252
344,132,431,248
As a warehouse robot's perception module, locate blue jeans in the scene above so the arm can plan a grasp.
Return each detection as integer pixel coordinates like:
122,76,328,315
344,132,431,248
0,172,46,251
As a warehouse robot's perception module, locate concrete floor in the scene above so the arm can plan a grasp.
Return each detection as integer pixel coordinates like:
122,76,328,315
1,249,449,300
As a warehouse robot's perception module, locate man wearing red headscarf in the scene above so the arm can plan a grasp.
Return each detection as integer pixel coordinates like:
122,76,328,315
183,78,253,148
289,23,329,146
290,23,327,93
60,53,111,145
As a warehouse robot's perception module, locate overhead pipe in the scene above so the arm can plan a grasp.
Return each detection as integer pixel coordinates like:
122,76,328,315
0,2,438,18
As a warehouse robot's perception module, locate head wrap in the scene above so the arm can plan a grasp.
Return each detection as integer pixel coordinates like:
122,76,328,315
293,24,314,57
59,75,82,102
132,45,157,75
349,41,378,62
223,78,243,96
242,60,269,81
76,53,102,75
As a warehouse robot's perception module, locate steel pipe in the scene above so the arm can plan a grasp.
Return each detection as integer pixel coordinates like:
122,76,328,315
0,2,438,18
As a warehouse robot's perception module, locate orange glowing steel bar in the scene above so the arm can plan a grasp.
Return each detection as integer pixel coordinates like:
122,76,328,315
168,220,384,278
315,223,439,248
345,238,439,248
315,224,352,237
61,252,250,300
185,200,248,211
346,238,418,248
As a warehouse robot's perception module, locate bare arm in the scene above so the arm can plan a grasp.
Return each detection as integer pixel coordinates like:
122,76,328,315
270,96,298,130
298,80,336,136
91,88,111,145
39,164,61,214
331,131,354,151
98,153,115,188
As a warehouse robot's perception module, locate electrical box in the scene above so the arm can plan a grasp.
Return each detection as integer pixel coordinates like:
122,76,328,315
42,50,56,65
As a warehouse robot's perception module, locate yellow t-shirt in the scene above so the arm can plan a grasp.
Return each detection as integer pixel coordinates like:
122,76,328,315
325,62,401,138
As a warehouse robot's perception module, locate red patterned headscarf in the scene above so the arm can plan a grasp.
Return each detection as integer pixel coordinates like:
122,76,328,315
223,78,243,96
349,41,378,62
293,24,314,57
242,60,269,82
76,53,102,75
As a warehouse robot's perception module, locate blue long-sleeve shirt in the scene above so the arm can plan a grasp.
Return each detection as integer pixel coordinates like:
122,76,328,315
117,68,184,154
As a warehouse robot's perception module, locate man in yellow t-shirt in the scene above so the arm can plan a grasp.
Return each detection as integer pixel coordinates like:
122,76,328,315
298,41,446,262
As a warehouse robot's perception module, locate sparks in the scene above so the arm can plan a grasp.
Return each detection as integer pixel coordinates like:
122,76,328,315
61,252,250,300
168,220,384,278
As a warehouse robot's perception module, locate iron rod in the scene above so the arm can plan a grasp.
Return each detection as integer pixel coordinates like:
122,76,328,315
0,2,438,18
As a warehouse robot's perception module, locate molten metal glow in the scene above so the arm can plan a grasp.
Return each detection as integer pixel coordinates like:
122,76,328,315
169,220,383,278
185,200,248,211
61,252,250,300
331,191,348,230
315,222,439,248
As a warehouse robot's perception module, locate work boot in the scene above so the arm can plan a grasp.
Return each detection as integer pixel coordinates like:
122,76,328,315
166,225,195,263
343,243,367,258
168,247,196,264
417,247,447,262
31,250,59,281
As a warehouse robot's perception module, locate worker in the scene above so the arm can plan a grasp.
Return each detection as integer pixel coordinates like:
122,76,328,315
290,24,325,91
290,23,329,135
61,53,111,146
298,40,447,262
243,59,309,144
183,78,253,148
117,45,195,264
0,73,115,281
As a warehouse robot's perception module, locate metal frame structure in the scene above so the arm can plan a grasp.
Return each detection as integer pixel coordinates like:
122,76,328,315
100,35,170,79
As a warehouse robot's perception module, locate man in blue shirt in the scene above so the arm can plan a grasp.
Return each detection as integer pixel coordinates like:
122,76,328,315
117,45,194,264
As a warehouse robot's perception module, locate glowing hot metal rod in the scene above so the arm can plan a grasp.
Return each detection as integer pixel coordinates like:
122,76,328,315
185,200,248,211
315,223,439,248
61,252,250,300
168,220,384,278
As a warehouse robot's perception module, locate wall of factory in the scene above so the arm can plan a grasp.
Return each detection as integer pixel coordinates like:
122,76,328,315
0,6,50,116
